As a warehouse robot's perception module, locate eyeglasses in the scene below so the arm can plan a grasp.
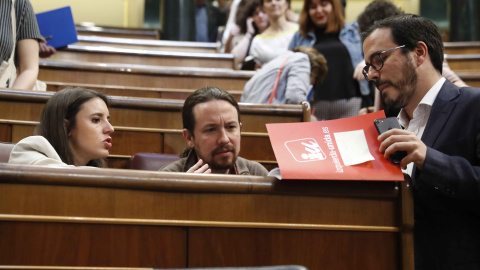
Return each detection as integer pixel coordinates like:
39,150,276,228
362,45,405,80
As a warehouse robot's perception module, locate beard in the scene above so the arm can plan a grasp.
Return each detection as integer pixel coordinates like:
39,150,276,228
377,57,418,109
205,145,238,171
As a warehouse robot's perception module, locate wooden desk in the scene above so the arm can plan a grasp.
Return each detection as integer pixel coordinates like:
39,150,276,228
76,35,219,53
38,61,253,90
0,164,414,270
50,45,234,69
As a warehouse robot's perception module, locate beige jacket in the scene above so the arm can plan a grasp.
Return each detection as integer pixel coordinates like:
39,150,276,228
8,136,72,167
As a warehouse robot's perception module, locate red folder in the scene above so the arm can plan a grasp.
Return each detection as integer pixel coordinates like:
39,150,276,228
266,111,404,181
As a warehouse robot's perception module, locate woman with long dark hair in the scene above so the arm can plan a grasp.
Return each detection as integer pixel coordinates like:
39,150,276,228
9,87,114,167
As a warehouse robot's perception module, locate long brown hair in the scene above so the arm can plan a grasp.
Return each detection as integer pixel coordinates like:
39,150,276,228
299,0,345,36
36,87,110,167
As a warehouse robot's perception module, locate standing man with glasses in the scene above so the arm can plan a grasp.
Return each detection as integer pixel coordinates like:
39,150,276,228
362,14,480,269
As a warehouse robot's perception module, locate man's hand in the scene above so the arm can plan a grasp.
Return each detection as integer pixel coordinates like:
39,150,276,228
186,159,211,173
378,129,427,170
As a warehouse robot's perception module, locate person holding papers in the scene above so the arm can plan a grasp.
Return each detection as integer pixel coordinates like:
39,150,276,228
362,14,480,269
0,0,42,90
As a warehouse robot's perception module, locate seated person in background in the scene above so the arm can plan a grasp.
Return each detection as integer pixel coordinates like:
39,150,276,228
249,0,298,66
9,87,114,167
0,0,42,90
228,0,269,69
241,46,327,104
160,86,268,175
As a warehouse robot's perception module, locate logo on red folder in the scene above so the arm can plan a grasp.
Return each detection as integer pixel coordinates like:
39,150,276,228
284,138,326,162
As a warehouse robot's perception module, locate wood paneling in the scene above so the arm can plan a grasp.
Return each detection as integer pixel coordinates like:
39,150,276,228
0,164,413,269
0,221,186,268
0,89,309,133
38,61,253,90
77,35,219,53
188,228,398,269
50,45,234,69
45,81,243,101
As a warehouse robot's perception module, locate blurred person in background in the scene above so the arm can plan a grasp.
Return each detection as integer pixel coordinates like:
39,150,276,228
289,0,369,120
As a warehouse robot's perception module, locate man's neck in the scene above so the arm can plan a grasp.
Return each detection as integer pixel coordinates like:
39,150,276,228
404,70,442,119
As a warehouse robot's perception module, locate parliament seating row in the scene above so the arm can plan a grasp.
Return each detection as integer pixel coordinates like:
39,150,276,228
0,163,414,270
444,41,480,55
76,35,220,53
0,89,310,132
51,45,235,69
76,25,160,40
445,54,480,73
38,60,253,90
44,81,243,101
0,120,277,170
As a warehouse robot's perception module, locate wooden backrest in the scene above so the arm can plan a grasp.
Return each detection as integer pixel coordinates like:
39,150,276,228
0,142,14,163
44,81,243,101
50,45,234,69
38,60,253,90
444,41,480,54
76,25,160,39
445,54,480,73
0,89,310,133
77,35,220,53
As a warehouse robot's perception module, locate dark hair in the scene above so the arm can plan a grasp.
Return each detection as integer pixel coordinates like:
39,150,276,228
259,0,291,7
236,0,262,34
182,86,241,135
299,0,344,36
361,14,444,74
36,87,110,167
292,46,328,85
357,0,403,33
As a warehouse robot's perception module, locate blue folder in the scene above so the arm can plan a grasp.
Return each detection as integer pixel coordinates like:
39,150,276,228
36,6,78,49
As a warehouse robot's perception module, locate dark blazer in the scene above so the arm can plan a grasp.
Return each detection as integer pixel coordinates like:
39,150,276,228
413,80,480,270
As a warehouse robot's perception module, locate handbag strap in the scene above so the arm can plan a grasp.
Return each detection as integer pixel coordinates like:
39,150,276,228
269,55,291,104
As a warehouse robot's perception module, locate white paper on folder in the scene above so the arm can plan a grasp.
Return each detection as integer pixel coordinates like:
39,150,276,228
333,129,375,166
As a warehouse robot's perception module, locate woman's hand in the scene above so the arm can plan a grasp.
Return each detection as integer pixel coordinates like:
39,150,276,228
246,17,256,36
353,60,366,81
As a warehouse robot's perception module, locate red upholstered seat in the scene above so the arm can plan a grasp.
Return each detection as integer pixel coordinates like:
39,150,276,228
0,142,15,163
128,152,180,171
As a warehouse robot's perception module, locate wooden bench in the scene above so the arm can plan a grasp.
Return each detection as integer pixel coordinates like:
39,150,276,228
458,73,480,87
44,81,243,101
50,45,234,69
0,163,414,270
76,25,160,40
444,41,480,55
0,89,310,133
0,119,277,170
38,60,253,90
445,54,480,73
76,35,220,53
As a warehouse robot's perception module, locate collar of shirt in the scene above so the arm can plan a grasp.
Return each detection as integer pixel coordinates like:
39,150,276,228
398,77,446,176
398,77,446,130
